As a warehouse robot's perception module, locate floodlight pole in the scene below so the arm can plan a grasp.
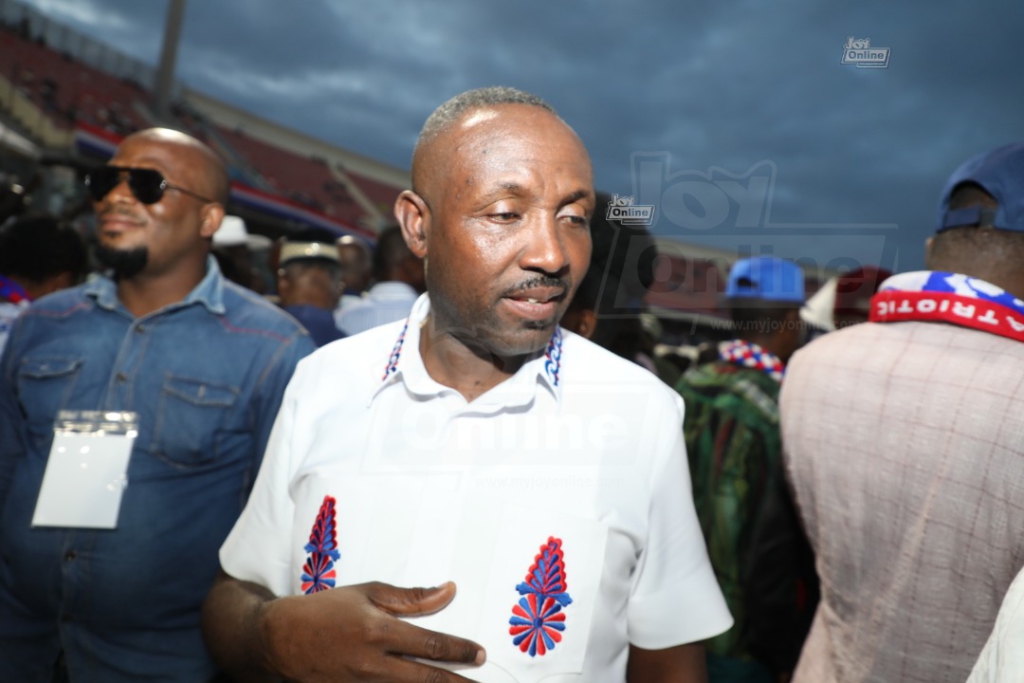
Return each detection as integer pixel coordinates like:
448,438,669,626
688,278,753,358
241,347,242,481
154,0,187,120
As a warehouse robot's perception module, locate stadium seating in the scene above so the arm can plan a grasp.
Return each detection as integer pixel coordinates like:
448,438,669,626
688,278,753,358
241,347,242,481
0,26,149,134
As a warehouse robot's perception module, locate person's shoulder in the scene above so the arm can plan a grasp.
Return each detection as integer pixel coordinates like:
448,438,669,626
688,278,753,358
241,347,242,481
336,291,381,317
681,360,780,420
220,280,308,338
13,285,92,329
24,284,89,313
788,321,879,369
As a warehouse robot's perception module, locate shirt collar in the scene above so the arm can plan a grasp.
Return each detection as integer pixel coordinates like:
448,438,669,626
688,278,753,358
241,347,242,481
368,281,419,301
372,293,564,407
84,255,227,315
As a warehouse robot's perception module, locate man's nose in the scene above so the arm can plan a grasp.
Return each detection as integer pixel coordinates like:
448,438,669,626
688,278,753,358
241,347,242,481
520,213,570,276
97,173,134,206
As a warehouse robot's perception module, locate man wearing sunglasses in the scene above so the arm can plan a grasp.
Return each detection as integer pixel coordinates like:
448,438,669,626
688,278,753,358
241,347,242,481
0,128,316,681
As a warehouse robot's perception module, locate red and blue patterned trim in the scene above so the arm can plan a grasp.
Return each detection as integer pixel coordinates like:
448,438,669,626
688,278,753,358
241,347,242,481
381,318,410,381
543,328,563,387
300,495,340,594
509,537,572,657
719,338,785,382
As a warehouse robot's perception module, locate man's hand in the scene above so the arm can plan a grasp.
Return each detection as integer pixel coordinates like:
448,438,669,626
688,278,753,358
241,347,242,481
202,572,485,683
263,581,485,682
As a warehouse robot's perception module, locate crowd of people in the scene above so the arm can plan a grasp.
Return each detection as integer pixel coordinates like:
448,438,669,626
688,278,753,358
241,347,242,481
0,86,1021,683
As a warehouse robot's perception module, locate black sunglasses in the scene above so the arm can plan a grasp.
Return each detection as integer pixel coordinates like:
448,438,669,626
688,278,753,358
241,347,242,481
86,166,216,205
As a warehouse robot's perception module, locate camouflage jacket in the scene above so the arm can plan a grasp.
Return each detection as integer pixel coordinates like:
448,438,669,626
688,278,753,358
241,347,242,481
676,360,782,662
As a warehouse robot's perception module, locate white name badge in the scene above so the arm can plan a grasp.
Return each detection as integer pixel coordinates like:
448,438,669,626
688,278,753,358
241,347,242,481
31,411,137,529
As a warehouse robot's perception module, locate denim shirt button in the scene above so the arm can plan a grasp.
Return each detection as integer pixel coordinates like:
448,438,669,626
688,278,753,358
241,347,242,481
115,372,127,382
64,550,76,561
136,325,145,334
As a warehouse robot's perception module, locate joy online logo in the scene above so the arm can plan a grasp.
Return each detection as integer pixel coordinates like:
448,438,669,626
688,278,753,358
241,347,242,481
608,152,900,316
606,194,656,226
841,36,890,69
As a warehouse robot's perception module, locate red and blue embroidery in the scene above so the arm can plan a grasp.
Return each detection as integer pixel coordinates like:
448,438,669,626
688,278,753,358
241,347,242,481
382,318,409,381
509,537,572,657
543,328,563,387
300,495,340,594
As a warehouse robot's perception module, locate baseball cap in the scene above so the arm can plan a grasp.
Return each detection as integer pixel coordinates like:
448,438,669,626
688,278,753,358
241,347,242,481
279,241,340,267
725,256,805,304
937,142,1024,233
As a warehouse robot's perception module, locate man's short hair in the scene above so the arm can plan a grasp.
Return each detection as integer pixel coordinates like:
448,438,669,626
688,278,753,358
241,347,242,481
0,214,87,283
417,87,556,148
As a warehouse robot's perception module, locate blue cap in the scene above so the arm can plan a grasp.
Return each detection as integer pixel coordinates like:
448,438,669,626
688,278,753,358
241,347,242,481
937,143,1024,233
725,256,805,304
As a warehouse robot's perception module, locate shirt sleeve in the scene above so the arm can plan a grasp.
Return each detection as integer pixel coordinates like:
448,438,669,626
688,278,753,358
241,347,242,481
967,568,1024,683
219,359,306,597
626,391,734,649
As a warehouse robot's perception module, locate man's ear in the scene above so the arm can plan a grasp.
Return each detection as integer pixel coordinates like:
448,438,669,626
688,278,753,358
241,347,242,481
924,236,935,268
576,309,598,340
199,204,226,240
394,190,429,259
276,269,291,300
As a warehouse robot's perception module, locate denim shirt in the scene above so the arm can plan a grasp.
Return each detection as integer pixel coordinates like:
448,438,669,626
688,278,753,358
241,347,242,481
0,257,315,682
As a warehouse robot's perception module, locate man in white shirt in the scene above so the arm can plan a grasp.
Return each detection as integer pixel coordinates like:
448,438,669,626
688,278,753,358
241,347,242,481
968,566,1024,683
336,225,424,336
201,86,731,683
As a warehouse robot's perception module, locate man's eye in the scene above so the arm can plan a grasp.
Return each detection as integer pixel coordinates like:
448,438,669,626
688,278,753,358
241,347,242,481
562,214,588,226
491,212,518,222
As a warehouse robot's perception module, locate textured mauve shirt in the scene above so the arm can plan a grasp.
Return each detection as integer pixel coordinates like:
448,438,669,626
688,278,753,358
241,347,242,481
780,320,1024,683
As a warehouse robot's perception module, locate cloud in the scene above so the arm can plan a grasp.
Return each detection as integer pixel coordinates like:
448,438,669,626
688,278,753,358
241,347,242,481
15,0,1024,270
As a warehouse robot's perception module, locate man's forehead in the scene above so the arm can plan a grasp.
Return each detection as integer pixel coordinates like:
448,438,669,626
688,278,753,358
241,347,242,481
452,104,575,144
449,108,589,170
111,136,197,169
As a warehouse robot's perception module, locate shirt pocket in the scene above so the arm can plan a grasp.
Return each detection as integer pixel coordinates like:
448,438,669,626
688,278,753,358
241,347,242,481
471,505,608,683
150,374,240,468
16,356,83,451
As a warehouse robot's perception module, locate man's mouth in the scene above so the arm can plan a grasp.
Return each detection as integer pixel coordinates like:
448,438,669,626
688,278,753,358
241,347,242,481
506,287,566,305
502,286,567,321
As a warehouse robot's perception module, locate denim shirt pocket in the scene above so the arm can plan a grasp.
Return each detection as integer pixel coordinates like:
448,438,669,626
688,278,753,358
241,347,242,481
16,356,83,451
150,374,240,468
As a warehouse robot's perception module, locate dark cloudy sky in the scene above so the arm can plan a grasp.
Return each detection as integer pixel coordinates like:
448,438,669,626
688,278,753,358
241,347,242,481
17,0,1024,271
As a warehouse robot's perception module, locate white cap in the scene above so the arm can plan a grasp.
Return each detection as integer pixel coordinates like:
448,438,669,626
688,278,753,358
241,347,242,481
213,215,272,250
279,241,340,266
800,277,838,331
213,215,248,246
